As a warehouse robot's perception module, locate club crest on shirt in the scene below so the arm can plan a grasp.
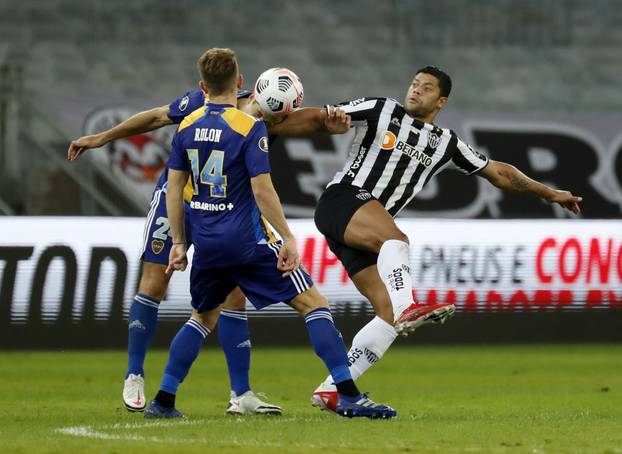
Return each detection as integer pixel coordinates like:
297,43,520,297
151,239,165,255
427,132,442,150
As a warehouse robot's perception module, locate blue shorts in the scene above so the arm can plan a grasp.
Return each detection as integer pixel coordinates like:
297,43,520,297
190,241,314,312
141,186,193,265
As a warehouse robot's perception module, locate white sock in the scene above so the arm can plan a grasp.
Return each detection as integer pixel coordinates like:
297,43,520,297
377,239,414,319
321,316,397,389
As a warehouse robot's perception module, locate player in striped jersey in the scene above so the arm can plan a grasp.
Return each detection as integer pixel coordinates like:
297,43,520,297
67,73,351,415
311,66,583,411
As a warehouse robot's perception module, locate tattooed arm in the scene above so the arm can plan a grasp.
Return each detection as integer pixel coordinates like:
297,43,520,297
478,160,583,214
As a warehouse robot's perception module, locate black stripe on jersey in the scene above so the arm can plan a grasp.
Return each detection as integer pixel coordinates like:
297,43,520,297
388,158,427,216
421,133,458,188
361,102,403,190
340,99,386,186
452,139,480,173
377,125,421,206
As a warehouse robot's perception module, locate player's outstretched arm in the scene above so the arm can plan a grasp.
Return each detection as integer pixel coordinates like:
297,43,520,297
165,168,189,274
266,107,351,136
250,173,300,276
478,160,583,214
67,105,172,161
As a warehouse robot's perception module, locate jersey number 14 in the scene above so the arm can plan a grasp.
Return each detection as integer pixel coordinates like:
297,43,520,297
186,149,227,198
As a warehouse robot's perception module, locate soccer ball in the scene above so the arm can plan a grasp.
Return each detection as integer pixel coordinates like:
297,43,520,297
253,67,304,116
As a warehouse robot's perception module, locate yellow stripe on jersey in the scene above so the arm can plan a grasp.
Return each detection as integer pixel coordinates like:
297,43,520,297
183,179,194,202
260,216,277,244
178,106,208,132
221,108,257,137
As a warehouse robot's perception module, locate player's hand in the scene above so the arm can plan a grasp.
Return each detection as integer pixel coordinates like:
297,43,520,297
166,243,188,274
324,107,351,134
277,237,300,277
67,134,106,161
548,190,583,215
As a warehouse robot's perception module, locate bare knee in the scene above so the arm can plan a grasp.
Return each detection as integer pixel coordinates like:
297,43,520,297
192,307,220,331
222,287,247,310
288,286,329,316
138,262,171,301
370,230,409,253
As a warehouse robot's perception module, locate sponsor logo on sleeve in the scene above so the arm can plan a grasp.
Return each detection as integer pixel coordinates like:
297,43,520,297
348,98,366,107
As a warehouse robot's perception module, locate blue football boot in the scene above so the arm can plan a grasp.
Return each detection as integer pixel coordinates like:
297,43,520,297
336,393,397,419
144,400,186,419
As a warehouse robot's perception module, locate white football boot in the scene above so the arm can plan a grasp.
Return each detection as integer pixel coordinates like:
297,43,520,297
310,381,338,413
123,374,146,412
226,390,282,415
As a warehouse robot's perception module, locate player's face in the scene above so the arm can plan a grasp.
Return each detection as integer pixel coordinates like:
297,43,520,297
404,73,447,119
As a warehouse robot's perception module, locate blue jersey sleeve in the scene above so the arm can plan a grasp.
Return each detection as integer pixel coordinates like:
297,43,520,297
168,89,252,124
244,121,271,177
167,90,206,124
167,133,189,171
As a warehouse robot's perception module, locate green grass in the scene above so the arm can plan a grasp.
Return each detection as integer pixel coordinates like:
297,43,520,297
1,345,621,453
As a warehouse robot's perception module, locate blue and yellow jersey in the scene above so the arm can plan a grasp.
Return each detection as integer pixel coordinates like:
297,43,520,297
168,102,275,269
154,88,252,195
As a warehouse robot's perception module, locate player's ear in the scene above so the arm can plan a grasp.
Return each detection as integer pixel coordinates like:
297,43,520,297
199,80,209,96
237,74,244,89
436,96,448,110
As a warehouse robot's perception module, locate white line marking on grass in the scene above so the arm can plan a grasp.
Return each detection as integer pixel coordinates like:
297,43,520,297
55,426,146,441
105,419,206,430
55,415,359,447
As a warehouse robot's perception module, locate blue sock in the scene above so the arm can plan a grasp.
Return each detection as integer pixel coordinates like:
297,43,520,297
126,293,160,378
160,318,210,395
304,308,352,385
218,310,251,396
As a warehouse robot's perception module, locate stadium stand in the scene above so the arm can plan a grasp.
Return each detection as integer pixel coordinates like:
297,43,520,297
0,0,621,214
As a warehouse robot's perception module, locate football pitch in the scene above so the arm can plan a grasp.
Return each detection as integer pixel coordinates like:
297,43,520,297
1,345,620,453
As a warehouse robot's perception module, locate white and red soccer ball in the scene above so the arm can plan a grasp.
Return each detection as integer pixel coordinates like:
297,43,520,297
254,67,304,116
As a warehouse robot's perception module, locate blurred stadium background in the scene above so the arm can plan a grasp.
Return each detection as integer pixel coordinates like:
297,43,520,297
1,2,621,453
0,0,621,348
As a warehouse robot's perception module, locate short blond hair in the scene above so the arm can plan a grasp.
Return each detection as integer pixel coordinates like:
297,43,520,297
197,48,238,96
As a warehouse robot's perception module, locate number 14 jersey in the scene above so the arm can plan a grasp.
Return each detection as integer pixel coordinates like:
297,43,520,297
168,102,273,269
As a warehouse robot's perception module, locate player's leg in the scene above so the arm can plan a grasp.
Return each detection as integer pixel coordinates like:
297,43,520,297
315,185,454,335
218,289,252,398
218,288,282,415
345,201,455,331
123,186,175,412
288,286,395,419
144,308,219,419
123,263,172,411
343,199,416,320
235,243,395,419
145,267,233,419
310,241,398,410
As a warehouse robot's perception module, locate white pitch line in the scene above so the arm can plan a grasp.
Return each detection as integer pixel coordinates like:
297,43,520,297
54,420,332,449
55,426,146,441
105,419,206,430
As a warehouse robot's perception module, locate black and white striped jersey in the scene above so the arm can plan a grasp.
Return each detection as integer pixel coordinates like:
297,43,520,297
327,97,488,216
